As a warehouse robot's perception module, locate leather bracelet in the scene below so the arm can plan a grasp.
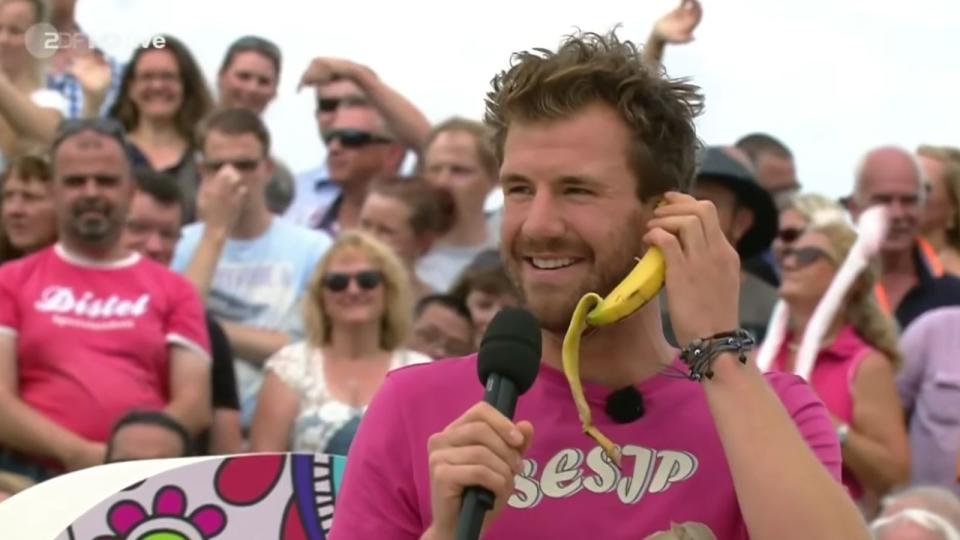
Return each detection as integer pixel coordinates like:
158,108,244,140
679,329,756,382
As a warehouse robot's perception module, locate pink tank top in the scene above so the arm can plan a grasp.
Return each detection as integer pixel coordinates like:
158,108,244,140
770,324,872,500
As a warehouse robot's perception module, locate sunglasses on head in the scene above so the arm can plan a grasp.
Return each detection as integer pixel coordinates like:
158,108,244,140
323,129,393,149
200,159,261,174
323,270,383,292
780,246,834,268
316,96,368,113
777,227,804,244
53,118,128,153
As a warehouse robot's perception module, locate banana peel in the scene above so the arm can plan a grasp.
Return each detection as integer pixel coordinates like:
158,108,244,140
561,216,667,468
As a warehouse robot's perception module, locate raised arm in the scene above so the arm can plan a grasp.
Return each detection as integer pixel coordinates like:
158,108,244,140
646,192,869,540
0,72,63,145
180,165,246,296
642,0,703,70
0,335,104,470
299,58,431,153
68,50,114,119
839,352,911,496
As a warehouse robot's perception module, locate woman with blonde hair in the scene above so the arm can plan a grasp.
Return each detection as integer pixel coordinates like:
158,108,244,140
772,192,849,261
250,231,430,455
757,208,910,514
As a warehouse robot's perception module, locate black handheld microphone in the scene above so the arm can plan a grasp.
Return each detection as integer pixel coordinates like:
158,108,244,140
455,307,541,540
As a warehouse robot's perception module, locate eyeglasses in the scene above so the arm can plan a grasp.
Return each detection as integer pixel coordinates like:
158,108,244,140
316,96,368,113
322,129,393,149
780,246,834,269
322,270,383,292
777,227,804,244
52,118,128,154
200,159,262,174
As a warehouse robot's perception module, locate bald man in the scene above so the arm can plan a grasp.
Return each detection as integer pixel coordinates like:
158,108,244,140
849,146,960,328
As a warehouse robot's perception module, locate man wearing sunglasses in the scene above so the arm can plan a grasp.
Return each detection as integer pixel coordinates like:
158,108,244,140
849,146,960,329
170,108,333,432
295,106,405,236
284,57,431,231
0,118,212,479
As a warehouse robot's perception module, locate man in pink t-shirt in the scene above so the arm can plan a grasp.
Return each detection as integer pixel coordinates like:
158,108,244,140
330,32,870,540
0,119,212,480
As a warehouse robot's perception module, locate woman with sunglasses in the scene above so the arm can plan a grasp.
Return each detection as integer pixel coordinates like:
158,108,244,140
249,231,430,455
108,36,214,223
765,219,910,515
772,193,848,262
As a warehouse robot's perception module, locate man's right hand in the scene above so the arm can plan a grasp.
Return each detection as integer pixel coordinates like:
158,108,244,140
197,164,246,233
424,402,534,540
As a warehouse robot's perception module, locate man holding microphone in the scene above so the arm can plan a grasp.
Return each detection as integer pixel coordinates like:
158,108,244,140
330,31,868,540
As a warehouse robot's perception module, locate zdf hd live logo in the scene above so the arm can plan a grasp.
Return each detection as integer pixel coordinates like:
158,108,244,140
25,23,166,59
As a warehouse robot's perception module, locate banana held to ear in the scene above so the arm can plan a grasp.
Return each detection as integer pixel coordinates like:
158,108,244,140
561,240,667,469
586,247,666,326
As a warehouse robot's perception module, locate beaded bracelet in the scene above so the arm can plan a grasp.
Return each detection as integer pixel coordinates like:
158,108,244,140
679,329,757,382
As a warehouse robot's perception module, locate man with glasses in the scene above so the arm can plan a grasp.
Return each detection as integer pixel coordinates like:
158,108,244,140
216,35,296,215
284,57,430,231
0,118,212,480
170,108,332,432
407,294,475,360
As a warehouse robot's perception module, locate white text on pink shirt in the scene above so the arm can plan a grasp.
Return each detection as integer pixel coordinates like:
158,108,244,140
34,286,151,326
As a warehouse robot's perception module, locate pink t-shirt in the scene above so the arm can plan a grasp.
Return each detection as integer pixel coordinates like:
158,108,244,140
0,245,210,460
331,354,842,539
770,324,872,501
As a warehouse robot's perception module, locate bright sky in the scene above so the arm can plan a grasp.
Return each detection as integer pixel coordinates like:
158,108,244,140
80,0,959,198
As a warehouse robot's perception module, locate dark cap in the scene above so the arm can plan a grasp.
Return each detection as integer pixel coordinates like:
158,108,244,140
696,146,777,260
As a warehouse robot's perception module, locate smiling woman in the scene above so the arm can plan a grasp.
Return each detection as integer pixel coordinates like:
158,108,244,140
107,34,213,223
248,230,430,456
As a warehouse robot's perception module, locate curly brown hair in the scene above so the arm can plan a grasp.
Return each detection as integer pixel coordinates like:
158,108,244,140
484,29,704,199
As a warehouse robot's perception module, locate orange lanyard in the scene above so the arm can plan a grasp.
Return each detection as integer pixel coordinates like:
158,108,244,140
874,238,944,315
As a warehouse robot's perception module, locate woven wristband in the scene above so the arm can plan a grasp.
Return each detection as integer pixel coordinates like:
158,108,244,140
679,329,756,382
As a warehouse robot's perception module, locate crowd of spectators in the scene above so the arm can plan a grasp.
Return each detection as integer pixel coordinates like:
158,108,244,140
1,0,959,536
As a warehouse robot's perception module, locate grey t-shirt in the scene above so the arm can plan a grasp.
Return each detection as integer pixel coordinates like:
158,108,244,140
661,271,778,346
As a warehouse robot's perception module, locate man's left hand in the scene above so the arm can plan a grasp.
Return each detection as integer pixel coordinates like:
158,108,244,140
643,191,741,347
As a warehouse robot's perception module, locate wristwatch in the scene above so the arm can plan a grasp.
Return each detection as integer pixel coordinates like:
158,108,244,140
837,423,850,446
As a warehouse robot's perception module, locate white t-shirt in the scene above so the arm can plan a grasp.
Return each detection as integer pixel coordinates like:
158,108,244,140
265,342,431,454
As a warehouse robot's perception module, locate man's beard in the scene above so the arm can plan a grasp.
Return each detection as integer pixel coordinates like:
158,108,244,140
505,218,647,335
68,199,119,245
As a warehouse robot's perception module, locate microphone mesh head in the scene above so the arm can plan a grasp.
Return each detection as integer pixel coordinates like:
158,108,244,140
477,308,542,394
